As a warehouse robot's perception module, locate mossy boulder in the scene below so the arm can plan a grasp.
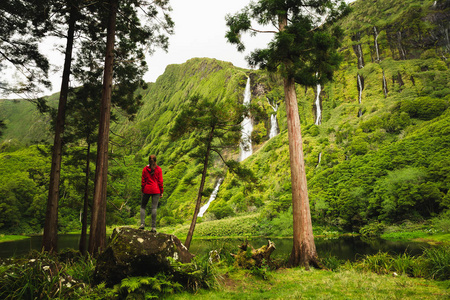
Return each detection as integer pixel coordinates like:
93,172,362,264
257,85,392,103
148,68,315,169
94,227,193,286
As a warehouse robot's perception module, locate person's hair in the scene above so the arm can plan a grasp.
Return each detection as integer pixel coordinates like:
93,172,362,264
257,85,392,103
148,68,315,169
148,155,157,174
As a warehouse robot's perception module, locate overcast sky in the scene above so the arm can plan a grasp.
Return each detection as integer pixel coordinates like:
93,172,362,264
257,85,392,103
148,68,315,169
4,0,354,98
144,0,275,83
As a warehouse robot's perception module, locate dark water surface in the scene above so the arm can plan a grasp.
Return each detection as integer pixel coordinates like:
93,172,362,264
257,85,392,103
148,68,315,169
0,234,428,261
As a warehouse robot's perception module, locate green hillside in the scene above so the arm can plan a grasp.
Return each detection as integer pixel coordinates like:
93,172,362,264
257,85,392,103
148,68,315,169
0,0,449,235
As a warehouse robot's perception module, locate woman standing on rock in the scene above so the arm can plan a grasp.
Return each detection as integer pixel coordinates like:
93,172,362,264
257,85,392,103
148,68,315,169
140,155,163,233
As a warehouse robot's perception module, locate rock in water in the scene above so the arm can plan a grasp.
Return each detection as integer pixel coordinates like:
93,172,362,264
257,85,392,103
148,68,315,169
94,227,193,286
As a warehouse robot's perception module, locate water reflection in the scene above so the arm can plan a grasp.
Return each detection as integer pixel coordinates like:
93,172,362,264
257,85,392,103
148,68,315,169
189,236,427,261
0,234,428,261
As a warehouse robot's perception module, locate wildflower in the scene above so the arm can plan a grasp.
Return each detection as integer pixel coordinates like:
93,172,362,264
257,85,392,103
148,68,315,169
43,266,50,271
66,282,72,288
29,259,36,263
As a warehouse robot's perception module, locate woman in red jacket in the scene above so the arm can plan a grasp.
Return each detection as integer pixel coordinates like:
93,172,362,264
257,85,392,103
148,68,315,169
140,155,163,233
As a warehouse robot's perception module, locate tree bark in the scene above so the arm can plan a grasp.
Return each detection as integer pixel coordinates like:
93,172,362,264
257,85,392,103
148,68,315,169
284,76,318,268
184,126,215,250
89,0,118,255
42,5,77,253
79,142,91,255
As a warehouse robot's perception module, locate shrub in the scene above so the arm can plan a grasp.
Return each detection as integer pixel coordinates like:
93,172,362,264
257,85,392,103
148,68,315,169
359,222,386,237
422,245,450,280
209,199,235,219
400,97,448,120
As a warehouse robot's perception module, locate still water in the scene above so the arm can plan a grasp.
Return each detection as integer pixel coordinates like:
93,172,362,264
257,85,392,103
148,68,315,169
0,234,427,261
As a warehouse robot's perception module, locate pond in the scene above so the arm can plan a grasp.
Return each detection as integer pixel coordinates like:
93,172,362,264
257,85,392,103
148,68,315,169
0,234,428,261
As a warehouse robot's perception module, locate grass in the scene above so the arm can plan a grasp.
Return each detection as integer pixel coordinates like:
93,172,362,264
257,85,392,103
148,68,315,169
164,268,450,300
0,235,30,243
2,244,450,299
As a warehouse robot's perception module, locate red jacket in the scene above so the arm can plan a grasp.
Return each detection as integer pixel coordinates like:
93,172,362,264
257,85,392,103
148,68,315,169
141,165,164,194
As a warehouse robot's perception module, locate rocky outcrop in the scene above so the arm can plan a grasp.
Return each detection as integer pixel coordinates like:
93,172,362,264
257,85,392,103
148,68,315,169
94,227,193,286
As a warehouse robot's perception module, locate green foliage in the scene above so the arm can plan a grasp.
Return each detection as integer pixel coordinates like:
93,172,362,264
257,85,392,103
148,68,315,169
1,0,450,235
399,97,449,120
359,222,386,237
355,246,450,281
320,254,345,271
422,245,450,281
0,250,96,300
208,199,235,219
172,214,260,237
114,273,183,299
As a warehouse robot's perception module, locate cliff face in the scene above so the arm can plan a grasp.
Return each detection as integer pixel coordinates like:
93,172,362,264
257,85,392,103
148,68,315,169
213,0,450,230
1,0,449,233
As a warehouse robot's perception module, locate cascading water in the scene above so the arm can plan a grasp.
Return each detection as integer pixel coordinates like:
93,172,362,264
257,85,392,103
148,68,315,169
357,74,363,104
315,83,322,125
382,70,388,97
267,98,279,138
397,31,407,60
198,179,223,217
316,152,322,168
357,44,364,69
357,74,363,117
373,26,380,62
240,77,253,161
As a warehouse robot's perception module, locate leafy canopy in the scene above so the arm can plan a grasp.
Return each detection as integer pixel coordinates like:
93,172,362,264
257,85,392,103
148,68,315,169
225,0,350,85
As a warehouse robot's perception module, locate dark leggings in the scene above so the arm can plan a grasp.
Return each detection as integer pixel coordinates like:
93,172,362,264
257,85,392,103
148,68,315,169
140,193,160,228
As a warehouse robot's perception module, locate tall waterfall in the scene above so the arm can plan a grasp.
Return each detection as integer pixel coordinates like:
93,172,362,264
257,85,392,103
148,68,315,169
373,26,380,62
356,44,364,69
267,98,279,138
316,152,322,168
198,179,223,217
357,74,363,104
315,83,322,125
240,77,253,161
382,71,388,97
357,74,363,117
397,31,407,60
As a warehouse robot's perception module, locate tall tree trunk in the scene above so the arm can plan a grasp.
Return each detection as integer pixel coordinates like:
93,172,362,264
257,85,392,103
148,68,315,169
284,76,318,268
89,0,118,255
42,5,77,253
79,142,91,255
184,127,215,250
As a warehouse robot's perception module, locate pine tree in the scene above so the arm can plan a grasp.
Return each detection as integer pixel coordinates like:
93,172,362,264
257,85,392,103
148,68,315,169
170,95,247,249
0,0,51,96
226,0,350,268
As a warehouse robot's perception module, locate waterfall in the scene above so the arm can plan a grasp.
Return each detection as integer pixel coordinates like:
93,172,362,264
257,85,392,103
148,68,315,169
315,152,322,168
444,27,450,53
315,83,322,125
240,77,253,161
198,179,223,217
267,98,279,138
357,74,363,104
382,71,388,97
373,26,380,62
357,44,364,69
357,74,363,117
397,31,407,60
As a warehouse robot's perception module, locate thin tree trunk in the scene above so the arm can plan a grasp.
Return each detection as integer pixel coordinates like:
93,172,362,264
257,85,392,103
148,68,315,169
284,76,318,268
89,0,118,255
79,142,91,255
42,6,77,253
184,127,215,250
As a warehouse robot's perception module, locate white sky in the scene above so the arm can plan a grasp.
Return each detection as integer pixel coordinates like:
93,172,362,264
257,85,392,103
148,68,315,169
3,0,355,98
144,0,275,83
